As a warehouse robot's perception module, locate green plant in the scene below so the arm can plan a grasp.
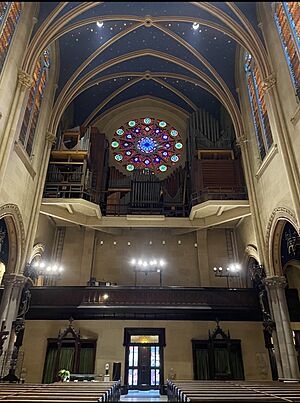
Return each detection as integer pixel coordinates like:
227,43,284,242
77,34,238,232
58,369,70,381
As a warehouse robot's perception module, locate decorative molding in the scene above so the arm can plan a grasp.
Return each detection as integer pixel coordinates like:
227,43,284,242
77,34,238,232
45,131,56,145
0,204,25,256
17,69,33,90
14,141,36,179
291,104,300,126
245,244,260,262
264,275,287,289
28,243,45,264
265,206,299,275
262,73,276,93
2,273,26,287
255,143,278,180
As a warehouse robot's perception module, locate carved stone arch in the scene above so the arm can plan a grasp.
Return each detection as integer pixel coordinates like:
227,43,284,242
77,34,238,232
265,207,299,276
243,244,260,287
0,204,25,275
28,243,45,264
245,244,260,263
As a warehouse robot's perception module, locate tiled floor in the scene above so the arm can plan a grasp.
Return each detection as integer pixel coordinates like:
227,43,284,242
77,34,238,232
120,389,168,401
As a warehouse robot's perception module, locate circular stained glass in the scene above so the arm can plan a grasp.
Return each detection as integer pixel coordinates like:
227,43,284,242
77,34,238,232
115,154,123,161
127,164,134,171
111,117,183,174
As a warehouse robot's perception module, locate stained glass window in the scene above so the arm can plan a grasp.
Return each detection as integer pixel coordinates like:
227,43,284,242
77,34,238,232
0,2,21,74
19,49,50,156
274,2,300,99
244,52,273,161
111,117,183,174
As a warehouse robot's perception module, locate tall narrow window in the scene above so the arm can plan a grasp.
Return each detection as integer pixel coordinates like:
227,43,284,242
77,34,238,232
0,2,21,73
244,52,273,161
19,49,50,156
274,2,300,100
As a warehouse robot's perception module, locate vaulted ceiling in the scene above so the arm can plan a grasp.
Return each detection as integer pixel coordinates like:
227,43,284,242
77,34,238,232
32,2,264,129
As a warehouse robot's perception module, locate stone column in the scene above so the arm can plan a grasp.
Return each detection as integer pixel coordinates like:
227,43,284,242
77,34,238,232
264,276,300,381
0,70,33,191
0,273,26,355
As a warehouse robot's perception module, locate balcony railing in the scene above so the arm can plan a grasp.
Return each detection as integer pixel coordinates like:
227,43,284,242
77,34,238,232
191,187,248,205
23,286,261,321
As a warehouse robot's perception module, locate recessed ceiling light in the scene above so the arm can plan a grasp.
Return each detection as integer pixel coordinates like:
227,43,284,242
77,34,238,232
97,21,103,28
192,22,199,30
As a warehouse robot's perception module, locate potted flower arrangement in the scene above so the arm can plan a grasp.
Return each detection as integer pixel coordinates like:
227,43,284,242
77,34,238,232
58,369,70,382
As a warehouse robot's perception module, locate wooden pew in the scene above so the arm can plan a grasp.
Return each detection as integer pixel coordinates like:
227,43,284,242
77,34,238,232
167,380,300,402
0,380,121,402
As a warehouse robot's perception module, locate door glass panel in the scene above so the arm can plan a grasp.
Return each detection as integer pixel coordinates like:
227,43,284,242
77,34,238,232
156,347,160,366
151,369,155,386
129,346,133,367
133,368,138,385
151,346,156,366
156,369,160,385
134,346,138,366
128,369,133,386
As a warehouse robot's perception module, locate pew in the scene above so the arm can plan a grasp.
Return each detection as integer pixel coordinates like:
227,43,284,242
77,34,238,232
0,380,121,402
167,380,300,402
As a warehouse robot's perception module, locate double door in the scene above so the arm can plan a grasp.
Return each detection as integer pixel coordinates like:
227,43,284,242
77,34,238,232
127,345,161,390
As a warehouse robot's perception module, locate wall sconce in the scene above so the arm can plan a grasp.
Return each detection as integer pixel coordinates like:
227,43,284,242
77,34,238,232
178,240,181,245
113,241,117,245
162,240,166,245
128,241,131,246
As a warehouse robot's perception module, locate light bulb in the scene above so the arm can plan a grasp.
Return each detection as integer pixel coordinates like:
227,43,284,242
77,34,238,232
138,260,142,266
218,267,223,271
103,294,109,300
97,21,103,28
58,266,63,272
159,260,165,267
193,22,199,30
213,267,217,271
153,260,158,265
128,241,131,246
131,259,136,265
40,262,45,268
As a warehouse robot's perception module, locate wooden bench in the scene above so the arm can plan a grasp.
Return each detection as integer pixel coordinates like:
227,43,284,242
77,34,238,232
0,380,121,402
167,380,300,402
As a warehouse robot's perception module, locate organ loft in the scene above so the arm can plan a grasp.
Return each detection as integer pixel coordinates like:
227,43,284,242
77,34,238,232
0,2,300,402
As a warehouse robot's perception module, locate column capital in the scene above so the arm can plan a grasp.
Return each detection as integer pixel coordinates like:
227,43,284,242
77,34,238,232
264,275,287,289
46,131,56,145
17,69,33,90
2,273,26,287
262,73,276,93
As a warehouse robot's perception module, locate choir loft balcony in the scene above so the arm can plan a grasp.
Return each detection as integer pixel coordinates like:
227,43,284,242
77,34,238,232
42,128,250,228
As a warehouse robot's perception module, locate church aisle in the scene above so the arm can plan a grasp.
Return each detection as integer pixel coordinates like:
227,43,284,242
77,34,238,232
120,390,168,401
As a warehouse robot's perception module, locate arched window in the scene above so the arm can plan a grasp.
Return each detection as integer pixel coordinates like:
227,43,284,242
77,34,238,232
0,2,22,74
19,49,50,156
244,52,273,161
274,2,300,100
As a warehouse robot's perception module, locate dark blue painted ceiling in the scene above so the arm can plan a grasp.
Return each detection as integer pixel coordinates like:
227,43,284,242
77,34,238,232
34,2,261,127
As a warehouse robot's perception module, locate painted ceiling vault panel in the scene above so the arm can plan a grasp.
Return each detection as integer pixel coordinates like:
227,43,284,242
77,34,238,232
33,2,261,127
